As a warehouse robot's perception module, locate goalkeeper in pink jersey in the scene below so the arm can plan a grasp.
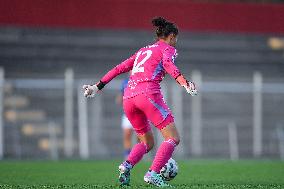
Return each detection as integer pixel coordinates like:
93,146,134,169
83,17,197,187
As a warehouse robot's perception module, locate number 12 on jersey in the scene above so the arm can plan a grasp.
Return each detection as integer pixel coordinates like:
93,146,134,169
132,50,152,75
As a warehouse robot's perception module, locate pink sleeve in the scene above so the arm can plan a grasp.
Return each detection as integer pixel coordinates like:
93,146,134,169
100,54,136,84
162,47,181,79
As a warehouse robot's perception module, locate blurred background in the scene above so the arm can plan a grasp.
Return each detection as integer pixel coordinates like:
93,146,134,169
0,0,283,161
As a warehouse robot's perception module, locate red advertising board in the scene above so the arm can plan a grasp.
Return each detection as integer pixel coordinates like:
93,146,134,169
0,0,284,34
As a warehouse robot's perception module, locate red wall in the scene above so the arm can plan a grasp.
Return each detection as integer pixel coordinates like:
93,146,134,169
0,0,284,34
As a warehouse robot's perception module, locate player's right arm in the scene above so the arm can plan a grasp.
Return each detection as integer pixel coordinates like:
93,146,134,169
83,54,135,98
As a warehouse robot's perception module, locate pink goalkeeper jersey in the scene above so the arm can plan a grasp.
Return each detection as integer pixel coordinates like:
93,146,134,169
101,40,181,99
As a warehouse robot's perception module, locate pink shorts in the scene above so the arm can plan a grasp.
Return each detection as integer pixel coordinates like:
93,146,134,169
123,93,174,135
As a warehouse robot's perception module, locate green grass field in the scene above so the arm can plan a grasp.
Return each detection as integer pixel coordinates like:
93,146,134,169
0,160,283,188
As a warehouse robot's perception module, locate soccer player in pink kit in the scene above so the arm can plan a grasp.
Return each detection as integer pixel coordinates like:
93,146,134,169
83,17,197,187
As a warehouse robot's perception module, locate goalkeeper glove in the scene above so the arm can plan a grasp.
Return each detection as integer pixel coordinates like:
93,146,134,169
83,80,105,98
176,75,197,96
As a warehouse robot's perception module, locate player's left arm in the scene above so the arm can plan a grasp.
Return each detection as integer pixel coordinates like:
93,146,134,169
162,47,197,96
83,54,135,98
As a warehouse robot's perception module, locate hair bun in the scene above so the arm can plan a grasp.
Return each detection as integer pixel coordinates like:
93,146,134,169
152,17,167,27
151,16,178,38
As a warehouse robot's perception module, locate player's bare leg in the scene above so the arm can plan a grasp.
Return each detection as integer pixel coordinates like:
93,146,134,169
160,122,180,143
118,131,154,185
144,122,179,187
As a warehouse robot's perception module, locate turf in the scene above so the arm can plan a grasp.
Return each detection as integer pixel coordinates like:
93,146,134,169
0,160,283,188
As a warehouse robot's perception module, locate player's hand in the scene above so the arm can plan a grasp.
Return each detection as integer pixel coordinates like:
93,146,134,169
82,84,99,98
183,81,198,96
176,75,198,96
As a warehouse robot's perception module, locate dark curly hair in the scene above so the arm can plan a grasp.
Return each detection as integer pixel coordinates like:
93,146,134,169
152,17,178,38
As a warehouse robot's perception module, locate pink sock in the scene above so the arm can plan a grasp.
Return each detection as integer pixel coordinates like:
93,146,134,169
127,142,148,166
150,139,177,173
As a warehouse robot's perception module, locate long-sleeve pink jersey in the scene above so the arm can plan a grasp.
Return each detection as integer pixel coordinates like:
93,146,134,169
101,40,181,99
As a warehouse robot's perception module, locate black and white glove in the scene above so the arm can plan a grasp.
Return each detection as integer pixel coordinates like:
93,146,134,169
83,81,106,98
176,75,198,96
183,81,198,96
82,84,98,98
